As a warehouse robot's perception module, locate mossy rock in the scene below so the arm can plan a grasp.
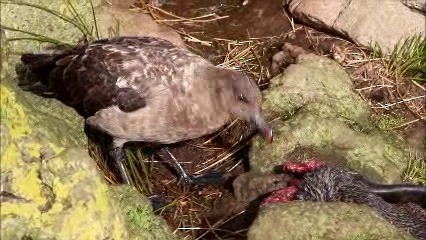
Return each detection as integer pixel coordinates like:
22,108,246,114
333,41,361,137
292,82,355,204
250,53,412,183
247,202,415,240
0,82,177,239
245,54,419,239
1,132,128,240
1,1,176,239
108,186,177,240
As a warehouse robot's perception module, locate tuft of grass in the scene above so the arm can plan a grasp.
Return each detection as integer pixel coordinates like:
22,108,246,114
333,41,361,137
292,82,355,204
402,152,426,185
89,0,99,40
106,20,121,38
125,148,154,196
372,34,426,82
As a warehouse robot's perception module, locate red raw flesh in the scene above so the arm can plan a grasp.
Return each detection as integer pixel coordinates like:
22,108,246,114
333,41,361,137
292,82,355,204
283,158,324,173
260,186,298,207
261,159,325,207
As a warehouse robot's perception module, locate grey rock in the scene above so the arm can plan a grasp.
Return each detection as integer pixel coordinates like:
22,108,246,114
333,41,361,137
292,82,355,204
402,0,426,12
287,0,426,52
95,3,188,49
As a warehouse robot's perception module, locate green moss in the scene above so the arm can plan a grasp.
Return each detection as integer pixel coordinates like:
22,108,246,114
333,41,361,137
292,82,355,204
1,1,176,238
250,54,411,183
346,233,387,240
374,114,405,132
108,186,177,240
264,54,371,127
245,53,422,240
247,202,415,240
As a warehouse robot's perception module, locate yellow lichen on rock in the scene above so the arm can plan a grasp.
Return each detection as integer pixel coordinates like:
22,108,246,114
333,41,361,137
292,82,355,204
1,84,48,208
0,84,31,138
0,83,128,239
0,85,42,168
1,149,130,240
0,1,178,239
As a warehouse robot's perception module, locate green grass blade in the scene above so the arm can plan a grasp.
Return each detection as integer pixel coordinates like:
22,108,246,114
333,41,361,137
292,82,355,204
64,0,92,39
1,25,71,45
6,37,71,46
136,150,153,194
373,34,425,82
89,0,100,40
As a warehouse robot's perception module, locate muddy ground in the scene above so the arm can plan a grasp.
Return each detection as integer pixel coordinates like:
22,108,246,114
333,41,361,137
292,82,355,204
89,1,425,239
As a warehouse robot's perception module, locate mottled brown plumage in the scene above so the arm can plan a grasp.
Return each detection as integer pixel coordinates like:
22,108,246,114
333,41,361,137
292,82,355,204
20,36,272,184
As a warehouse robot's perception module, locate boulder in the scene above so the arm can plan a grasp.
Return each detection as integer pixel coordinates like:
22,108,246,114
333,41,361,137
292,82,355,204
243,52,418,239
0,79,125,239
287,0,426,51
250,53,412,183
248,202,415,240
95,3,187,49
402,0,426,12
1,1,179,239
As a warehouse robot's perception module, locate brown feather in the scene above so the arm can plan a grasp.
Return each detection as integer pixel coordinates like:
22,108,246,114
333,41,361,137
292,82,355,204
20,36,269,146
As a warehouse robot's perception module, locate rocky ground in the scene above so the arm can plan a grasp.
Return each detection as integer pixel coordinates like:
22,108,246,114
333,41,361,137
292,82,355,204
1,0,424,240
